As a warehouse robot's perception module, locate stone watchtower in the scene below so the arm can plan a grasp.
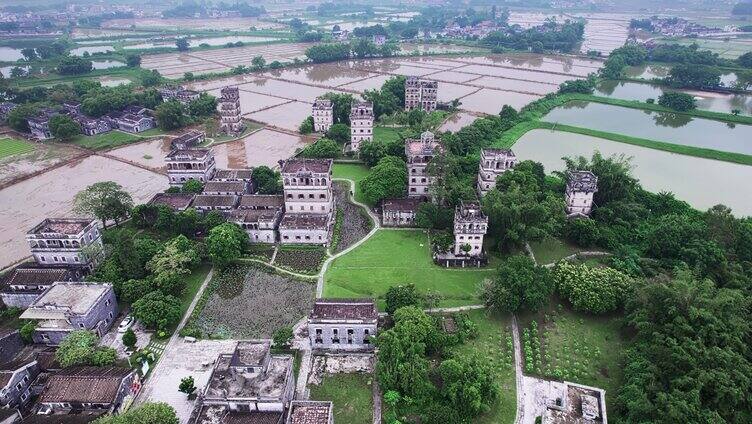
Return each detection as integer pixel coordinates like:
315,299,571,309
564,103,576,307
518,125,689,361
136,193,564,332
219,86,245,135
477,148,517,196
349,101,374,153
405,131,441,199
453,201,488,257
312,97,334,133
565,170,598,217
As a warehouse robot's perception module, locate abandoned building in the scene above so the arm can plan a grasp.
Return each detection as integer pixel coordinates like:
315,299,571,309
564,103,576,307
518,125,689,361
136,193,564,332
192,194,239,213
0,266,74,309
308,299,378,352
26,218,104,271
165,148,217,188
404,76,438,112
213,169,254,183
312,98,334,133
159,85,201,105
20,282,117,345
540,380,607,424
477,148,517,196
434,201,488,267
147,192,196,212
286,401,334,424
104,106,155,134
406,131,441,199
0,354,39,409
203,181,249,196
381,198,423,228
171,130,206,150
565,170,598,217
219,86,245,135
349,101,374,152
195,341,295,422
279,159,334,245
37,367,139,416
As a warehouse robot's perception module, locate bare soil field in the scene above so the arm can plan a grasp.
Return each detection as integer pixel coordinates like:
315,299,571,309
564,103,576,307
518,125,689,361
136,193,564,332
0,143,82,186
0,156,167,269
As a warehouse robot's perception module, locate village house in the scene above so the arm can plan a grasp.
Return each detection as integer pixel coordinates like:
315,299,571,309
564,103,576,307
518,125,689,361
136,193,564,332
230,209,282,244
75,116,112,137
159,85,201,105
404,76,438,112
239,194,285,211
19,282,117,345
453,201,488,257
382,198,423,227
406,131,441,199
147,192,196,212
565,170,598,217
286,401,334,424
213,169,254,183
477,148,517,196
219,86,245,135
312,98,334,133
195,341,294,421
0,266,74,309
0,329,24,364
308,299,378,352
0,102,17,123
27,109,58,140
26,218,104,271
0,355,39,409
192,195,239,213
203,181,249,196
171,130,205,150
349,101,374,153
279,215,331,245
37,367,138,416
165,148,217,187
279,159,334,245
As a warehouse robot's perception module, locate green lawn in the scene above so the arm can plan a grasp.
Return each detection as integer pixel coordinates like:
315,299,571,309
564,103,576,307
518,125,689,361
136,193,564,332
309,373,373,424
323,229,495,309
373,126,403,144
0,137,36,159
528,237,583,265
71,128,165,150
451,309,517,424
178,264,212,318
518,302,626,411
332,162,370,204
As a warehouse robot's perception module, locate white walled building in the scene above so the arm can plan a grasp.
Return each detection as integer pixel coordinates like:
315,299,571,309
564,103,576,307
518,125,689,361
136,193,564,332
349,101,374,153
219,86,245,135
565,171,598,217
477,148,517,196
406,131,442,199
165,148,216,187
279,159,334,245
405,76,438,112
312,98,334,133
453,201,488,257
308,299,378,352
26,218,104,271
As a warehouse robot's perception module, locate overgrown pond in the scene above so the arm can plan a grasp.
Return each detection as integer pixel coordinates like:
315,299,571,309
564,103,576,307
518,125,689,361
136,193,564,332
513,129,752,216
544,101,752,155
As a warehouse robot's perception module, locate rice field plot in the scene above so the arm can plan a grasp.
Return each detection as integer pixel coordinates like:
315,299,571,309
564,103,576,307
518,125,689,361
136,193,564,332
208,88,289,113
211,129,305,169
473,76,559,95
237,79,344,103
263,64,377,87
339,74,392,91
246,101,313,131
459,64,579,84
435,82,481,103
459,89,542,115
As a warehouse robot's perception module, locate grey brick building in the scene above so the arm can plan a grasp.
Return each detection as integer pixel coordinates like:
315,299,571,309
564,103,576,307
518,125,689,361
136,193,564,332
26,218,104,272
308,299,378,352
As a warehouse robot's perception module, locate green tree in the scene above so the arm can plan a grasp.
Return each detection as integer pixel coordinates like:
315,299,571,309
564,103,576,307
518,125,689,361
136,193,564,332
56,331,116,368
558,78,595,94
553,262,632,314
188,93,217,117
20,47,37,61
181,179,203,193
657,91,696,111
57,56,93,75
359,140,387,167
122,328,137,348
385,284,424,315
321,93,355,124
482,255,553,313
415,202,453,230
49,114,81,140
140,69,162,87
272,327,294,349
126,54,142,67
146,235,198,296
251,55,266,71
132,291,182,331
299,137,340,158
176,38,190,51
299,116,314,134
7,104,38,132
19,321,36,344
73,181,134,227
359,156,407,205
564,218,600,247
664,64,722,89
738,51,752,68
438,354,499,420
252,166,282,194
206,223,248,267
179,376,196,395
155,100,187,130
599,55,626,79
326,122,351,144
93,402,179,424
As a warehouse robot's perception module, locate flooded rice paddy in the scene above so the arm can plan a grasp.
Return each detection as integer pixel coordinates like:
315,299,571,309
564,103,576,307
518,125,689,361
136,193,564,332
544,101,752,155
100,17,285,31
0,46,24,62
123,35,281,50
0,156,167,269
595,81,752,114
439,112,480,132
70,46,115,56
513,129,752,216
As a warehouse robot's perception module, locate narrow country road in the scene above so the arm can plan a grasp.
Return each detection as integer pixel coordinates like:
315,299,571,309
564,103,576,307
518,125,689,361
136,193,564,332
512,315,525,424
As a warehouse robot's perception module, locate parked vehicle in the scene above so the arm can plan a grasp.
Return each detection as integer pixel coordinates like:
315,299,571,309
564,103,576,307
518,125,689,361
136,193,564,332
117,315,135,333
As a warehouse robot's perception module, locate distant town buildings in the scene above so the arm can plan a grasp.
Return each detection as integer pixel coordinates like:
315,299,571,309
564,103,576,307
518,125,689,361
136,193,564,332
349,101,374,153
219,86,245,135
165,147,217,188
477,148,517,196
308,299,378,352
279,159,334,245
382,197,423,227
406,131,441,199
404,76,438,112
565,170,598,217
26,218,104,271
312,97,334,133
20,282,117,345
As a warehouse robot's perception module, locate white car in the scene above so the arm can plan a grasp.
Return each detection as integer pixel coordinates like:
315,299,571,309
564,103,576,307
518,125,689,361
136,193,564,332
117,315,135,333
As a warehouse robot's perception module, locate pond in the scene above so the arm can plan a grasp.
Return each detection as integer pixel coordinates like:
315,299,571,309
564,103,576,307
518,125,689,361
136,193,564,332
544,101,752,155
0,46,24,62
623,64,740,88
123,35,279,50
96,76,132,87
595,80,752,114
513,129,752,216
70,45,114,56
92,60,125,70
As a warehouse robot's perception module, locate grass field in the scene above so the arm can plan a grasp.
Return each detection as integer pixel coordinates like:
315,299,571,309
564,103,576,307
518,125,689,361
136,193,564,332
373,126,403,144
0,137,36,159
323,229,495,309
528,237,583,265
178,264,211,318
332,162,370,204
451,309,517,424
309,373,373,424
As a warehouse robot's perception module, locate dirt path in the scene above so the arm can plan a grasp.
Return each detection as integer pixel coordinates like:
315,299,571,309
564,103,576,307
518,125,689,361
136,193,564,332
512,315,525,424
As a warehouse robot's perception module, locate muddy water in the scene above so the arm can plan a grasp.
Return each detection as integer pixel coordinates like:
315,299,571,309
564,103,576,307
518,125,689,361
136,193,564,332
246,101,312,131
264,64,376,87
124,36,279,50
436,83,480,103
212,129,306,169
70,46,114,56
0,156,167,269
0,143,82,185
595,81,752,114
439,112,480,132
544,101,752,154
108,138,173,170
97,76,132,87
513,129,752,215
208,88,288,114
460,89,541,115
